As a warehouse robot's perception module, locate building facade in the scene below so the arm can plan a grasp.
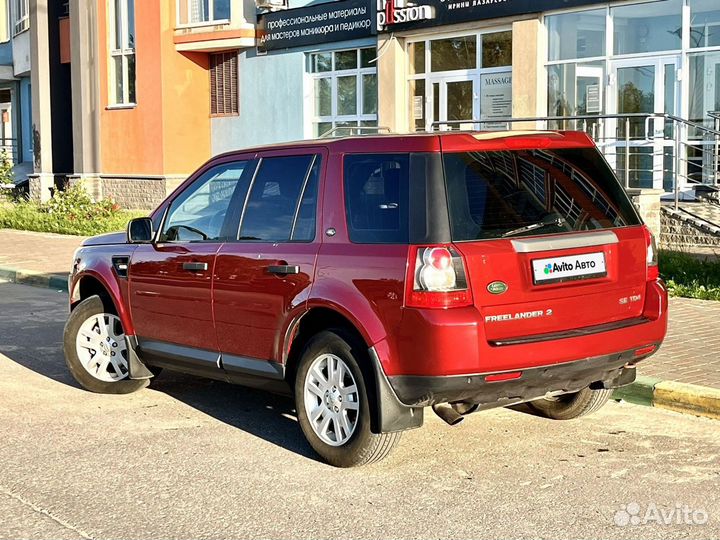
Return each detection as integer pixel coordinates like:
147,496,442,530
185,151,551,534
30,0,720,207
0,0,34,184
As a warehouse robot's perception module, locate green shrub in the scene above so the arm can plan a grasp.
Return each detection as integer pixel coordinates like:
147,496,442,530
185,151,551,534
0,184,146,236
659,250,720,301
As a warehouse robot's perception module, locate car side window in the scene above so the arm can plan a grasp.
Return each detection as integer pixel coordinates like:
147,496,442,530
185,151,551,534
239,154,319,242
160,161,250,243
344,154,409,244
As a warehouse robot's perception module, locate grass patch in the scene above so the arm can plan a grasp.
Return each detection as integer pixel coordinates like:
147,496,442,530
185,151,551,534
0,185,146,236
659,250,720,301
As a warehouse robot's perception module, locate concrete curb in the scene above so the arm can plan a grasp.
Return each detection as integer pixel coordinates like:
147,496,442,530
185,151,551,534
0,266,69,292
613,375,720,421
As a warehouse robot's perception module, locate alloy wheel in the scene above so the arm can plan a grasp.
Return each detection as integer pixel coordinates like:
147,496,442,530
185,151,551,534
75,313,129,383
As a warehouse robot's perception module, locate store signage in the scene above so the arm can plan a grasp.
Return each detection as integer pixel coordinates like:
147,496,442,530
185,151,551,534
376,0,608,32
377,0,435,31
257,0,375,52
480,72,512,128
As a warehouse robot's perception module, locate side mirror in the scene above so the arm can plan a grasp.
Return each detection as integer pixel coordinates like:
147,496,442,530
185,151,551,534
127,217,155,244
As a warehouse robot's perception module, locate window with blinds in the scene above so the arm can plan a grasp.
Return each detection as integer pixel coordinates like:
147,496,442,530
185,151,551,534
210,52,239,116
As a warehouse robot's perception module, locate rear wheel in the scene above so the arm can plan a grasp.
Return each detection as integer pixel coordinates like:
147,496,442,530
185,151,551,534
527,386,612,420
63,295,148,394
295,330,401,467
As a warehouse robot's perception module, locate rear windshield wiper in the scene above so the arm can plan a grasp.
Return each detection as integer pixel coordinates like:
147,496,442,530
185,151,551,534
502,217,566,238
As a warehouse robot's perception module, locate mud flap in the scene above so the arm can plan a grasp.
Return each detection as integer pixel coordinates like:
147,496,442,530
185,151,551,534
125,335,154,380
368,347,424,433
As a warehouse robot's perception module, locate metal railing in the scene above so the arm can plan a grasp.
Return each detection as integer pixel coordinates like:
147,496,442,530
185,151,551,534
319,125,392,138
429,113,720,210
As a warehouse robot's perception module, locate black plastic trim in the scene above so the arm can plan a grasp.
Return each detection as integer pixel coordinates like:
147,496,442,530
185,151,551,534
367,346,424,433
222,353,285,380
490,317,650,346
388,345,659,408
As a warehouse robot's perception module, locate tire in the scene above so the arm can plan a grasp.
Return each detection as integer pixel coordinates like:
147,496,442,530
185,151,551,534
63,295,148,394
295,329,401,467
527,386,612,420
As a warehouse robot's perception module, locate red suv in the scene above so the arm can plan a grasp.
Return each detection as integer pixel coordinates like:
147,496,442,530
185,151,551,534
64,132,668,467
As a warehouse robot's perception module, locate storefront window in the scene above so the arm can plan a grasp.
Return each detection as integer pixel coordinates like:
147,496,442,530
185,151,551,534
612,0,682,55
308,48,377,137
547,9,606,61
408,31,512,132
690,0,720,48
548,62,605,118
689,52,720,123
430,36,476,72
481,31,512,68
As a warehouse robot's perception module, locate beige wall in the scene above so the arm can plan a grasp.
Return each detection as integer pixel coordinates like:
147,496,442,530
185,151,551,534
511,18,547,127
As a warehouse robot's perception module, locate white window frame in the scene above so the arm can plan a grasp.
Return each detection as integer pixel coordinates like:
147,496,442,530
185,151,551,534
176,0,231,28
306,47,378,138
109,0,136,106
406,28,513,132
12,0,28,36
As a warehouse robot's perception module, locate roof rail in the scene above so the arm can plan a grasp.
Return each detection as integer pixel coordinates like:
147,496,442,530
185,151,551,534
319,125,392,138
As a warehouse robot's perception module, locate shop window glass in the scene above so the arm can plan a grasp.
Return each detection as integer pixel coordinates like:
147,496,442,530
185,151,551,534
362,74,377,115
690,0,720,48
314,77,331,117
411,79,425,131
430,36,476,72
337,76,358,115
481,31,512,68
310,52,332,73
612,0,682,55
547,9,606,61
689,52,720,125
409,41,425,75
360,48,376,68
335,50,358,70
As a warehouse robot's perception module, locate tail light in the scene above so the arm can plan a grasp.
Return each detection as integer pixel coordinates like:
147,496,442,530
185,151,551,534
405,246,473,308
643,226,659,281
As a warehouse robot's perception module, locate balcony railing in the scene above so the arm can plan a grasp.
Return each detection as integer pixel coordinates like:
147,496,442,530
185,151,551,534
176,0,231,27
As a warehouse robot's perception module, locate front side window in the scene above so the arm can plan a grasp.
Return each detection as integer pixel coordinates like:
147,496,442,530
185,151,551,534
308,48,378,137
109,0,136,105
239,155,320,242
344,154,409,244
161,161,250,242
12,0,28,35
444,149,641,241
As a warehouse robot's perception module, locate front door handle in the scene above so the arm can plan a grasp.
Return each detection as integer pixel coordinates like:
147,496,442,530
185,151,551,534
182,262,208,271
267,265,300,275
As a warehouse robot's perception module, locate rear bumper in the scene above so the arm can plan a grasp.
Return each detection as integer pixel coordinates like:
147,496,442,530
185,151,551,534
388,345,655,407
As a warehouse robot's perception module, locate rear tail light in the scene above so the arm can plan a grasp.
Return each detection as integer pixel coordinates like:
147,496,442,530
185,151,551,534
406,246,473,309
643,226,659,281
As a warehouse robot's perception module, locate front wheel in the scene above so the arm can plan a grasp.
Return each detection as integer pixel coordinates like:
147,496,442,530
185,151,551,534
527,386,612,420
63,295,148,394
295,330,401,467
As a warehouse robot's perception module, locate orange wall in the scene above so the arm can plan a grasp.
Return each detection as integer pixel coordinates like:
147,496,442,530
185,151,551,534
98,1,210,176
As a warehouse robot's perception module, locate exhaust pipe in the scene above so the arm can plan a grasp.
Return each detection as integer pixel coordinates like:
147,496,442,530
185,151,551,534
432,403,464,426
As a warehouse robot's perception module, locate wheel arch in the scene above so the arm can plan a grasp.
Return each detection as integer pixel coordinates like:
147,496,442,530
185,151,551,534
70,271,135,335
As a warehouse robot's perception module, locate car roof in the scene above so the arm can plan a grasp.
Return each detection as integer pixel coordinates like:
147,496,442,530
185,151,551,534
212,130,596,161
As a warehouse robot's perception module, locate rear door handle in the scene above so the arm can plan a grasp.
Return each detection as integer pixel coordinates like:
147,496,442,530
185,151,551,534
182,262,208,271
267,265,300,275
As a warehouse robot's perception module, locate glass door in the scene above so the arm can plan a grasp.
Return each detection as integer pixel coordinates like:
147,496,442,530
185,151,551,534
609,56,679,191
426,76,478,131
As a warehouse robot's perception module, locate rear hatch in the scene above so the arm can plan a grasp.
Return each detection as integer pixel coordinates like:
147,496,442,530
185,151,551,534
440,132,647,345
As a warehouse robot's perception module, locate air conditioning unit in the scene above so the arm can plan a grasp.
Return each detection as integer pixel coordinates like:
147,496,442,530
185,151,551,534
256,0,288,11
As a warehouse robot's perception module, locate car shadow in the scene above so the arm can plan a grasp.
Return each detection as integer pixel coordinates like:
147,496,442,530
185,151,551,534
0,282,319,462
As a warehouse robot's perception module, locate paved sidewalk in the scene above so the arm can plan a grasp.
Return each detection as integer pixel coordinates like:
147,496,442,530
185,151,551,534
0,229,85,276
0,228,718,391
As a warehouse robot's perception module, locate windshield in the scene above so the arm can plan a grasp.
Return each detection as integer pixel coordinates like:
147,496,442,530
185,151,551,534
443,147,641,241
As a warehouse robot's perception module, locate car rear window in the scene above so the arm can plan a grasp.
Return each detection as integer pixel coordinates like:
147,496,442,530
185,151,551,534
443,147,642,241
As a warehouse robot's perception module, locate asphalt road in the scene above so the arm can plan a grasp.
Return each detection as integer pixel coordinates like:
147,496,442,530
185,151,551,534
0,280,718,540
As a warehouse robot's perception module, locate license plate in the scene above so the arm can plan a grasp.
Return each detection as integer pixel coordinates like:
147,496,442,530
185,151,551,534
532,252,607,285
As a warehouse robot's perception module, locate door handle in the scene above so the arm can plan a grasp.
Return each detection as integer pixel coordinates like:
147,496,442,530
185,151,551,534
182,262,208,271
267,265,300,275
